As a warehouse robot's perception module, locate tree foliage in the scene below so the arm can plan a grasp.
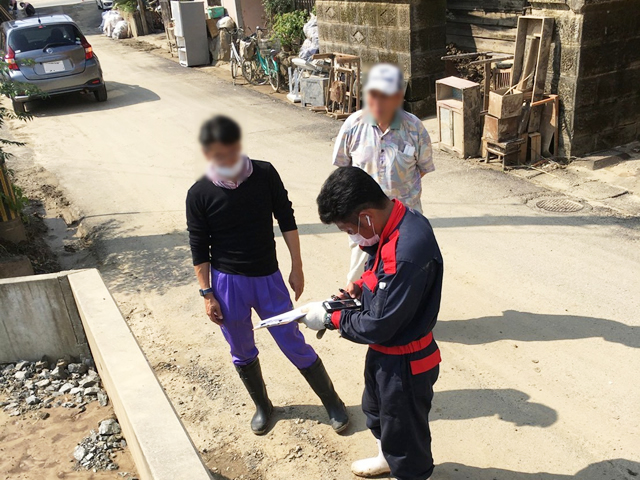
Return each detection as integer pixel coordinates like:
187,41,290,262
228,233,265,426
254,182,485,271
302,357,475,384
262,0,294,21
0,59,36,217
271,10,308,49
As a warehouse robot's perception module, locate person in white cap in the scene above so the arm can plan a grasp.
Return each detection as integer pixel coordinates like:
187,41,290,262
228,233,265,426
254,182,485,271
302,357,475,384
332,63,434,284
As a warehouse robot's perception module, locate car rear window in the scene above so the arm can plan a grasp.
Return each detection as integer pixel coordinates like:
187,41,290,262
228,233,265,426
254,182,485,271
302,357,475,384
9,24,81,53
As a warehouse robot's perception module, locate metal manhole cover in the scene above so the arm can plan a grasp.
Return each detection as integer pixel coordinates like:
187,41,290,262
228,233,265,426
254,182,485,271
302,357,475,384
535,198,585,213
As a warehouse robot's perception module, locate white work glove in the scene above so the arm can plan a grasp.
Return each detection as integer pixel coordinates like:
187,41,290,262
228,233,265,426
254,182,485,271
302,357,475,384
299,302,327,331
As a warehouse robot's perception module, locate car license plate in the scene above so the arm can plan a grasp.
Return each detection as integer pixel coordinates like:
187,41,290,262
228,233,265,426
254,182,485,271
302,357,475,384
43,61,65,73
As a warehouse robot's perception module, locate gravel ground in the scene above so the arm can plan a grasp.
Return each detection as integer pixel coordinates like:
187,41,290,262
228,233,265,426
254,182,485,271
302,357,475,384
0,358,138,479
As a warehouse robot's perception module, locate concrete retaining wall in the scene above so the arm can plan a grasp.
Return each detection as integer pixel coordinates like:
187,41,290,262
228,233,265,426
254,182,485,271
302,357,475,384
0,271,90,363
67,269,213,480
1,269,212,480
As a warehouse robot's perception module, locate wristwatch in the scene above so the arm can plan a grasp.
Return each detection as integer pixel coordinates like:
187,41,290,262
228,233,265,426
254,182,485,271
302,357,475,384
323,311,336,330
199,287,215,297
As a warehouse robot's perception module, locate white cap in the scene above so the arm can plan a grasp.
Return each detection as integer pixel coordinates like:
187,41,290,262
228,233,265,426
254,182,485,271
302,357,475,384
364,63,404,95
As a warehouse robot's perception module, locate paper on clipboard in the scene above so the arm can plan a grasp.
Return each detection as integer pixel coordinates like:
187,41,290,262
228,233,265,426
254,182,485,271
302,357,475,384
253,305,309,330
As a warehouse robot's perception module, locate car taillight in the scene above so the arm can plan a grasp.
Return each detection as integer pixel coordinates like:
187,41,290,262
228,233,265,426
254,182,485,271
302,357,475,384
5,46,19,70
81,38,94,60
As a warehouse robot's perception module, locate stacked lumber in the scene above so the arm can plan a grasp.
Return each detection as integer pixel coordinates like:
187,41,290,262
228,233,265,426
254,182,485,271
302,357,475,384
446,0,527,54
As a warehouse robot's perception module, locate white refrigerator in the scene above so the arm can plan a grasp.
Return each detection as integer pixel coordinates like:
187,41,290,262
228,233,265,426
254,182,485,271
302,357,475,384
171,0,209,67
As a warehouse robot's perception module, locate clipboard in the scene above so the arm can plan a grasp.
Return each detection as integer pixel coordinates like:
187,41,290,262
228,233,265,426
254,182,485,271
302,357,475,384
253,306,308,330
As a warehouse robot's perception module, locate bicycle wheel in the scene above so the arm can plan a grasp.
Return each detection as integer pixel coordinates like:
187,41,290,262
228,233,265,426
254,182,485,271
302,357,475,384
241,60,255,84
269,69,281,92
230,57,238,85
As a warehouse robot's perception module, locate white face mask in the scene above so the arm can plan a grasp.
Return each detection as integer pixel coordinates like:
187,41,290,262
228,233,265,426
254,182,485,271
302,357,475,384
348,214,380,247
212,157,244,179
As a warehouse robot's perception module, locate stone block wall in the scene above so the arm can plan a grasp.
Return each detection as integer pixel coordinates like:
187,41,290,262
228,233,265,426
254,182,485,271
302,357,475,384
317,0,447,116
531,0,640,157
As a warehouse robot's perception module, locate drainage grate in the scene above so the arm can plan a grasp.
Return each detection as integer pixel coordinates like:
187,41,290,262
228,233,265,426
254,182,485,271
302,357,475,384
535,198,585,213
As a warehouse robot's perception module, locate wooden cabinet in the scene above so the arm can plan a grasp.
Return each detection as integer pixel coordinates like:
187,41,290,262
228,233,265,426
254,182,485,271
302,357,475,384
436,76,482,158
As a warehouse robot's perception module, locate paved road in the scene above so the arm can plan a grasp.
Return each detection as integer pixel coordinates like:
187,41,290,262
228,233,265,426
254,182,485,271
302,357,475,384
8,3,640,479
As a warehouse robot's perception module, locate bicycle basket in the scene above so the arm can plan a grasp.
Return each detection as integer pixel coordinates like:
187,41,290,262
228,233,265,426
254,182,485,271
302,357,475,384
240,38,256,60
258,38,274,56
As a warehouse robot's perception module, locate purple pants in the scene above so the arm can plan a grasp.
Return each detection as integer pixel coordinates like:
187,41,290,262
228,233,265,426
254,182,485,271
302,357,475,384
211,268,318,369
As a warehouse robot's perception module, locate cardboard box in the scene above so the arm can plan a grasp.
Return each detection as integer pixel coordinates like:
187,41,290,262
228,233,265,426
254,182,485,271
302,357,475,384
488,88,524,119
206,18,219,38
483,114,520,142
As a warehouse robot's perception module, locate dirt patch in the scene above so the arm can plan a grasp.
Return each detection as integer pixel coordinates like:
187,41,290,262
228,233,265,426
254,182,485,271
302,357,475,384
0,402,136,480
0,201,60,274
1,163,98,273
120,39,161,52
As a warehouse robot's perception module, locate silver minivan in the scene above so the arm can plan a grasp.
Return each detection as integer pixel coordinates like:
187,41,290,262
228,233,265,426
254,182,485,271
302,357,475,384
1,14,106,113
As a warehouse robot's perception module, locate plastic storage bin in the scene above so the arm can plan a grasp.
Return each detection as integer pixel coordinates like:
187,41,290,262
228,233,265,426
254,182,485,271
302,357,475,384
207,6,225,19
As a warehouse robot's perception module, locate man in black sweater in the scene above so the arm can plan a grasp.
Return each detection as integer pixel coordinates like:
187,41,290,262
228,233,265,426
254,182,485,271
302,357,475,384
186,115,348,435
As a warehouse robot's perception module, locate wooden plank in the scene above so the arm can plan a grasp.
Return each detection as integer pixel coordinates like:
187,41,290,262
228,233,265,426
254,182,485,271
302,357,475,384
531,18,553,100
529,132,541,163
528,18,554,132
539,95,558,156
447,0,526,12
437,76,480,90
467,54,514,66
518,132,528,164
510,16,529,87
446,24,517,42
446,34,514,54
516,36,539,91
446,10,520,28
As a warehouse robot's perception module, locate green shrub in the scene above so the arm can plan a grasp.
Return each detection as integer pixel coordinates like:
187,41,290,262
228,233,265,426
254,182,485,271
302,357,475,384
272,10,308,50
262,0,294,21
114,0,138,13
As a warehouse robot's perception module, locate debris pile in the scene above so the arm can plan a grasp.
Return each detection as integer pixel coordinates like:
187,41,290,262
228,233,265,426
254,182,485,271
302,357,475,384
73,418,130,472
0,357,109,417
445,44,485,84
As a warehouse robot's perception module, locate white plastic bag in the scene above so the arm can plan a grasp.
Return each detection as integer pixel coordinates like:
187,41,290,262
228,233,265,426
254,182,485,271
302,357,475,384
216,16,236,30
112,20,130,39
299,13,319,59
303,13,317,39
103,10,124,37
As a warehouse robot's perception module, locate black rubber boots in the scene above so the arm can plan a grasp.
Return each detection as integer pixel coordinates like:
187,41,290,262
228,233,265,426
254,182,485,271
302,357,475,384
300,357,350,433
236,356,349,435
235,358,273,435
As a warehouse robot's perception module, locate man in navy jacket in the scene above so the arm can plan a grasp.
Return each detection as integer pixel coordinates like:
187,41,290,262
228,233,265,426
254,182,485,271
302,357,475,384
301,166,443,480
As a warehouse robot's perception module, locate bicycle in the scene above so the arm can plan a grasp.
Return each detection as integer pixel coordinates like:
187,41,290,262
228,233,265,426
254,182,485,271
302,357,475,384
221,27,245,85
242,26,283,92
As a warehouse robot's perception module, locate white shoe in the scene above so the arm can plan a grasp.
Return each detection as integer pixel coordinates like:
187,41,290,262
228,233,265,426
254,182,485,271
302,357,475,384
351,440,391,477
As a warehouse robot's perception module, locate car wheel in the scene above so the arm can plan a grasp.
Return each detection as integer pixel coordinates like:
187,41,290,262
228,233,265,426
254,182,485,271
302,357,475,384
12,100,25,114
94,85,108,102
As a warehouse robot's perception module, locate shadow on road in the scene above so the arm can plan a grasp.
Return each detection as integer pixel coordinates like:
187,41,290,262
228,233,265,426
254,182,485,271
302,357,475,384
272,386,558,437
26,81,160,116
89,221,193,296
432,388,557,427
435,459,640,480
272,404,368,436
281,211,640,238
429,214,640,230
435,310,640,348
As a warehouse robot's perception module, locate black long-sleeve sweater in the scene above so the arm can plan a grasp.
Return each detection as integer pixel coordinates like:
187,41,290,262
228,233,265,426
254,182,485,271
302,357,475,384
186,160,297,277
